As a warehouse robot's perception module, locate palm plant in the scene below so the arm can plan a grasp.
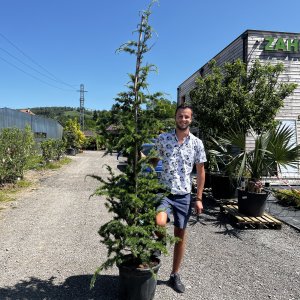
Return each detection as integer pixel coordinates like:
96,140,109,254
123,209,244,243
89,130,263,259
210,125,300,192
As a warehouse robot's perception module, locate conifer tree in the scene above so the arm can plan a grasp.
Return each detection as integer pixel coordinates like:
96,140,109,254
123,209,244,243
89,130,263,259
91,1,175,287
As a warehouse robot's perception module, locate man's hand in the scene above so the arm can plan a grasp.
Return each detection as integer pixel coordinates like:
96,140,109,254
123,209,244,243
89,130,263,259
194,200,203,215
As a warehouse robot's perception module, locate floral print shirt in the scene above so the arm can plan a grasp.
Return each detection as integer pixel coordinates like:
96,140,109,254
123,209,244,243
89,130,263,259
155,130,207,195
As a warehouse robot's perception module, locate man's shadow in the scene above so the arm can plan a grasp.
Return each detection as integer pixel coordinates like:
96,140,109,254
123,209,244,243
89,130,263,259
0,274,119,300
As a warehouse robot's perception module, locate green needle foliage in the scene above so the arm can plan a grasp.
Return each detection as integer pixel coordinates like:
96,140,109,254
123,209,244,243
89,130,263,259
90,1,176,288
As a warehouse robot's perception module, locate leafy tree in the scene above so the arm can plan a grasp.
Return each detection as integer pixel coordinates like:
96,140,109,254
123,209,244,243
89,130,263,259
63,119,85,149
146,96,176,132
92,110,98,121
190,59,297,141
95,108,122,152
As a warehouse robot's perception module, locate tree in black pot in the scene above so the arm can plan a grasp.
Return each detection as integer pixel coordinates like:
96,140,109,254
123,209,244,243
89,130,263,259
90,2,176,299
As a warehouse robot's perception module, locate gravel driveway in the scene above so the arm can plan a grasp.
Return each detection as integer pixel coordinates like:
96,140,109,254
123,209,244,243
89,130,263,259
0,150,299,300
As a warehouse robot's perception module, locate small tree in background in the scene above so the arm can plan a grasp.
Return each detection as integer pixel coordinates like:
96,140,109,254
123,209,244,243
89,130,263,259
63,119,85,150
96,106,123,153
146,97,177,132
40,139,66,162
190,59,297,140
91,1,175,289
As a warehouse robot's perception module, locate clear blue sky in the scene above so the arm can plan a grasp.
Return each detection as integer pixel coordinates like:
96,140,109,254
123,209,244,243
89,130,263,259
1,0,299,111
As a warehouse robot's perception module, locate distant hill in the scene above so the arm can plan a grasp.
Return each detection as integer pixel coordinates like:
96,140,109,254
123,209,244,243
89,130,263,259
30,106,99,130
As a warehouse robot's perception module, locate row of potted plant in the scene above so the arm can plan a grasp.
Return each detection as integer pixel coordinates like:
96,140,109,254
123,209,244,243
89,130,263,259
207,125,300,216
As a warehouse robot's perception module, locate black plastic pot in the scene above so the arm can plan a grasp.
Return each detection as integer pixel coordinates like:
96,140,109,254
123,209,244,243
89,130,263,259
204,172,212,189
118,259,161,300
66,148,76,156
237,188,268,217
211,174,237,199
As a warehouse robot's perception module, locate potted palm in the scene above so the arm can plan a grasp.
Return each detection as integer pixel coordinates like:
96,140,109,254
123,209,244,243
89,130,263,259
90,2,176,299
221,125,300,216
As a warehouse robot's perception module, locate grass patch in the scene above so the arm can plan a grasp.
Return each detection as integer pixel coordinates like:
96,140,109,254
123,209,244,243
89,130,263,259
0,191,14,203
26,155,72,171
25,154,45,171
0,180,32,204
272,189,300,209
15,180,32,189
45,157,72,169
0,157,72,206
25,155,72,171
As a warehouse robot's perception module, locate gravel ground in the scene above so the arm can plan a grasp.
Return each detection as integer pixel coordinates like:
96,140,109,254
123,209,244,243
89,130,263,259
0,150,299,300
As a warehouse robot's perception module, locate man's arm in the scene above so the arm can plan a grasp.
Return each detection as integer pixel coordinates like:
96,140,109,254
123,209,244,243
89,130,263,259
194,163,205,214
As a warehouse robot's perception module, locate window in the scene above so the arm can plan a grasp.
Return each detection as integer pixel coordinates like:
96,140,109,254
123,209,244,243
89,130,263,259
34,132,47,138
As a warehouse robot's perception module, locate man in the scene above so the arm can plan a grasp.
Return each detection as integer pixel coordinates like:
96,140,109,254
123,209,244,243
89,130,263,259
154,104,206,293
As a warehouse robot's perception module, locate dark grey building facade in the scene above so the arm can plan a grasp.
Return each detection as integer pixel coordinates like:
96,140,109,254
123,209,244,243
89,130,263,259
0,107,63,141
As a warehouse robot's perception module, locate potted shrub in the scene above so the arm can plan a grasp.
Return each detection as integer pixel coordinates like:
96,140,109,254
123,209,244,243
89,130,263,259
63,119,85,155
90,2,176,299
207,137,239,200
221,125,300,216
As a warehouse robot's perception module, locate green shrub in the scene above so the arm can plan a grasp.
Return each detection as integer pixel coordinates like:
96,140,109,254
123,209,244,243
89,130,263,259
272,189,300,209
83,136,97,150
0,126,35,184
40,139,66,162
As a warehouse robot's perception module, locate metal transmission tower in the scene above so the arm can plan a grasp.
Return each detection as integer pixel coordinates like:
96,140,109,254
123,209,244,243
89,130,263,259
77,84,88,131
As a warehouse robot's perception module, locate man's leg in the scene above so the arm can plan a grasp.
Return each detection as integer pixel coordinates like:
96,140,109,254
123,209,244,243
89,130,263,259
172,227,186,274
168,193,191,294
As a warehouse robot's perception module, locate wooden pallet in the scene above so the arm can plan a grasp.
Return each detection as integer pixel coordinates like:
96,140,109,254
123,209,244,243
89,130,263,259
220,204,282,229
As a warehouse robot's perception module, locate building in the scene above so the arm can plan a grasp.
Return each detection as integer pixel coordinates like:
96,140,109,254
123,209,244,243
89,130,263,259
0,107,63,141
178,30,300,177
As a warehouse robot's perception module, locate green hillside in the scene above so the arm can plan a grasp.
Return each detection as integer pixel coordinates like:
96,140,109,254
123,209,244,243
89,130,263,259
30,106,99,130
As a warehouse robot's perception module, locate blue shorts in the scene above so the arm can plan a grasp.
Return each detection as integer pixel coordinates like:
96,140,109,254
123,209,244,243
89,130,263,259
156,193,192,229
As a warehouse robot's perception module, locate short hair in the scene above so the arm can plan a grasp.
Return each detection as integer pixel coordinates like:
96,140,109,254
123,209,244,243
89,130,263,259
175,104,193,116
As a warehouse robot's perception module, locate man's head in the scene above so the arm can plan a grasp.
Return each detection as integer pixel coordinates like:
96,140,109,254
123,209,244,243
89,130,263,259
175,104,193,131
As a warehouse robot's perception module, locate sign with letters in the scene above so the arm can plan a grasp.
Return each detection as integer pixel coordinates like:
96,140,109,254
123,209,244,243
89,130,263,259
264,37,299,52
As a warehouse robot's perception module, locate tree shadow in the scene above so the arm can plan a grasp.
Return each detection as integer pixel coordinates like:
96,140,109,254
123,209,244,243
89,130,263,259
117,163,127,173
189,194,243,239
157,279,169,286
0,274,119,300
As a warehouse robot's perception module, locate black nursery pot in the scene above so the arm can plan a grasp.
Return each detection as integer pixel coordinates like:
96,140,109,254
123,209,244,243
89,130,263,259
211,174,237,199
118,259,161,300
204,172,212,189
237,188,268,217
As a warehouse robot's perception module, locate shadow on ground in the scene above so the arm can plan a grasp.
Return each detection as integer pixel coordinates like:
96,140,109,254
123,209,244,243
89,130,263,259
117,163,127,173
0,274,119,300
188,193,244,239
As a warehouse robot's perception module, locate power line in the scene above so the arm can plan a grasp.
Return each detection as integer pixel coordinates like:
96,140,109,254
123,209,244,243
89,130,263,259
0,32,77,90
0,47,76,89
0,55,75,91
